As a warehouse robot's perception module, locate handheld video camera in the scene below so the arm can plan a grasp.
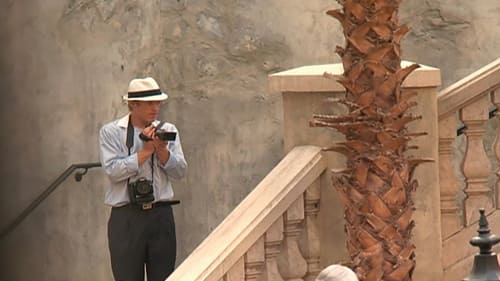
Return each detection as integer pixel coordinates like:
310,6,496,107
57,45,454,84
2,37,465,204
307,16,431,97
155,130,177,141
139,121,177,142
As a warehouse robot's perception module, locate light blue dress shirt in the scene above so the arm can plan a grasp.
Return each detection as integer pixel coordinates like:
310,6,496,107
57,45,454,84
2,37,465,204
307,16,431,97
99,114,187,207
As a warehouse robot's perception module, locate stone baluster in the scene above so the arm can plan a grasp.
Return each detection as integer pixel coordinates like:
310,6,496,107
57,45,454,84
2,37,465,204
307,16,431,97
224,256,245,281
277,195,307,281
492,89,500,209
262,218,285,281
460,94,493,225
245,236,265,280
298,179,321,281
439,114,463,237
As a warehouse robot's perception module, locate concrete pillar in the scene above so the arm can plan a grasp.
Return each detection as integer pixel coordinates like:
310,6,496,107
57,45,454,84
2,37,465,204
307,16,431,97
268,62,443,281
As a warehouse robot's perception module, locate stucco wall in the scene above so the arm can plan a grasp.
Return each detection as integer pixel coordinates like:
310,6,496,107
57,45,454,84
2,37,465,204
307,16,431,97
0,1,499,280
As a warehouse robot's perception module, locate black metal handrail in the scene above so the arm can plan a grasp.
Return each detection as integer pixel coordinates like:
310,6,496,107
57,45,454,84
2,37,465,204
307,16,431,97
0,162,102,239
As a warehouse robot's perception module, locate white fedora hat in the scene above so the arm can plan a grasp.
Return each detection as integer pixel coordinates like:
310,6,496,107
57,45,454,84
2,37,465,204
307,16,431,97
123,77,168,101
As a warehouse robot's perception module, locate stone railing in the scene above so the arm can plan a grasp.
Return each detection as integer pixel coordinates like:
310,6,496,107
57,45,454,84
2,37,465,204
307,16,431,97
167,145,327,281
438,58,500,281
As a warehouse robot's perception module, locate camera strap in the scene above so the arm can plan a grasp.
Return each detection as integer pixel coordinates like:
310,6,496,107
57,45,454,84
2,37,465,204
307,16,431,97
156,121,166,132
126,115,134,156
126,115,134,187
126,115,154,185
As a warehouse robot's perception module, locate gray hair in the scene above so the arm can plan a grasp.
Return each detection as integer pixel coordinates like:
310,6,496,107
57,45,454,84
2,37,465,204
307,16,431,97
315,265,358,281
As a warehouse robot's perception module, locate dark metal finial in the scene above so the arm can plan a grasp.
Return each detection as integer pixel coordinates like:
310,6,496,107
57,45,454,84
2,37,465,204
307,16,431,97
477,209,489,234
470,208,500,255
464,208,500,281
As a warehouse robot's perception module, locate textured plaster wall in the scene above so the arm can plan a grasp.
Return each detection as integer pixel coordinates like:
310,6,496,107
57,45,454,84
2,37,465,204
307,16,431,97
0,0,498,280
0,1,164,280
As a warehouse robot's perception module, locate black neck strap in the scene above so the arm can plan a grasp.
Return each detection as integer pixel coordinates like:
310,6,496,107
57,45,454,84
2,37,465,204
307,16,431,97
126,115,134,154
126,115,154,184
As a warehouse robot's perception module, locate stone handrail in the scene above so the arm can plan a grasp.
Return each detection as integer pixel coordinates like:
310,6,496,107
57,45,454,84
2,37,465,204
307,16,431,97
438,58,500,119
167,145,327,281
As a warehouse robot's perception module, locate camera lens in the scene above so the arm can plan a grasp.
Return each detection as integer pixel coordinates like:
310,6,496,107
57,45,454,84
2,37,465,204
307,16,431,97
136,181,153,194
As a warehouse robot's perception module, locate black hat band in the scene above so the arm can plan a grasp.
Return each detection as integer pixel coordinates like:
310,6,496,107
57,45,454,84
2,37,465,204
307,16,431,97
127,89,162,98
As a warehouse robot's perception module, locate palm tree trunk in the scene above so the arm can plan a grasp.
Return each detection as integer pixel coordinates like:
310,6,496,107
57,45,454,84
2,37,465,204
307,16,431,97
311,1,429,281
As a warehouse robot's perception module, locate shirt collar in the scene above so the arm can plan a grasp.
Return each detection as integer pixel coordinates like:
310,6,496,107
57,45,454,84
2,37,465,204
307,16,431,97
117,114,130,128
117,113,160,128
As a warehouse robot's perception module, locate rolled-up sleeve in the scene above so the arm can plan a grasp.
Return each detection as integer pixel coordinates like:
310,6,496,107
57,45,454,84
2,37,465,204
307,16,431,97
160,125,187,180
99,125,139,183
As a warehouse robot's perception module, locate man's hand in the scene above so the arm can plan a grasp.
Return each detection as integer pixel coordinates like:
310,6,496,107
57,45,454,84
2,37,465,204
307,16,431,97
152,137,170,165
137,125,156,165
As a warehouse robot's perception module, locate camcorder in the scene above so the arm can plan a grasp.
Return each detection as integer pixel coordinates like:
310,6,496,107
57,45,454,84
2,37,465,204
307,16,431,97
155,130,177,141
139,121,177,142
128,177,154,204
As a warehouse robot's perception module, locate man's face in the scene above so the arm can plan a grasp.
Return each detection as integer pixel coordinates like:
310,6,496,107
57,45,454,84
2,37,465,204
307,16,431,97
130,101,163,125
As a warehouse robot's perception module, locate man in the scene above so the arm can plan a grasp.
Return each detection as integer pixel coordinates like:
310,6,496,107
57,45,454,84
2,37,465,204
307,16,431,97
99,77,187,281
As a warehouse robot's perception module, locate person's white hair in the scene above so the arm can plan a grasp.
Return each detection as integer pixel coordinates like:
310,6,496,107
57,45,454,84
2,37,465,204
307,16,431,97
315,264,358,281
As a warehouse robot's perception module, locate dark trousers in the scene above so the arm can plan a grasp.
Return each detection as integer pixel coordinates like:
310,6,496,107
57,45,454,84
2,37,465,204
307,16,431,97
108,204,176,281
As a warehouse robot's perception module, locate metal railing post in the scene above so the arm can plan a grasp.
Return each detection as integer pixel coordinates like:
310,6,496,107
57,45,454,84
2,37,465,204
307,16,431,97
464,208,500,281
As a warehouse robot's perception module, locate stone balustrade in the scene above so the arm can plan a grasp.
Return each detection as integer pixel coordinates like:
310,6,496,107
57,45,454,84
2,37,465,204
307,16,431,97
438,58,500,236
167,146,327,281
438,58,500,281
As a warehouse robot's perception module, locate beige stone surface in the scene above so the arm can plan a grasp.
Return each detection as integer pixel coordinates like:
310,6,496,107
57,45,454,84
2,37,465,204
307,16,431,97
406,87,443,281
269,61,441,93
